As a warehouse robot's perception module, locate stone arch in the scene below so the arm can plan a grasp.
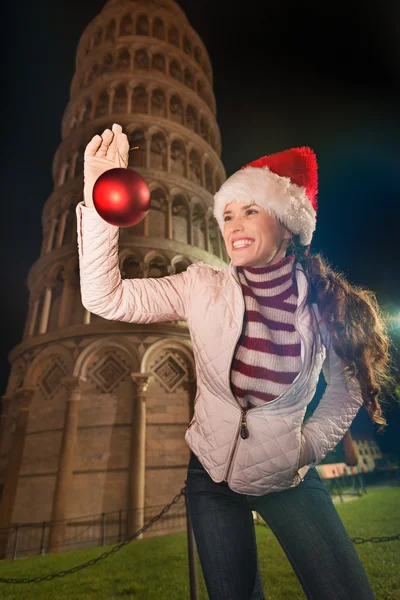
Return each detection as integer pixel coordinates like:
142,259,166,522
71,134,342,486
168,25,179,47
151,52,166,73
189,149,202,185
171,255,192,275
116,47,130,70
136,14,149,36
192,201,207,249
120,252,142,279
128,129,146,168
182,35,192,56
142,339,195,392
119,13,133,36
186,105,198,133
170,94,184,125
184,67,194,89
204,160,214,194
169,59,182,82
95,89,110,118
152,17,165,40
144,250,169,279
171,194,190,244
170,138,186,177
99,53,114,75
150,131,167,170
132,85,148,113
74,337,140,391
134,48,150,70
105,19,116,42
148,188,168,239
151,88,167,118
24,343,74,390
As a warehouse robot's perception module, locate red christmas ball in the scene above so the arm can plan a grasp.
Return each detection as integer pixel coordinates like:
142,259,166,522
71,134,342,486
92,168,150,227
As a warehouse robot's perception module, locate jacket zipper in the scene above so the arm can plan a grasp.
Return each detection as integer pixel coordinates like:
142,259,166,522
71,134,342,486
223,408,248,483
222,266,313,486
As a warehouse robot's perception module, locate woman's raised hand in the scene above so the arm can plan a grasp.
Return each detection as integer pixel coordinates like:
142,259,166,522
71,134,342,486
83,123,129,208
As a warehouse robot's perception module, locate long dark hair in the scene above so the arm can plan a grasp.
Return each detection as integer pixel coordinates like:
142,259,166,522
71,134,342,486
289,236,394,428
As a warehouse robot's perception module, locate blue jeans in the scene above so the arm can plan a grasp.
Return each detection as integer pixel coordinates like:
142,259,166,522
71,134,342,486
186,452,375,600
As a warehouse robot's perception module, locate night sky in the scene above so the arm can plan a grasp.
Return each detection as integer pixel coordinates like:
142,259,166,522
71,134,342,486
2,1,400,451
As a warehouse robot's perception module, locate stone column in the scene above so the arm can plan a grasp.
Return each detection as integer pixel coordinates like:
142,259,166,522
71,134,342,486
0,387,35,558
166,196,173,240
38,286,52,334
167,140,172,173
46,218,58,253
0,394,13,449
55,211,68,248
49,377,86,552
128,373,152,539
28,297,40,337
145,134,151,169
188,205,193,245
143,214,149,237
57,271,74,329
127,83,134,115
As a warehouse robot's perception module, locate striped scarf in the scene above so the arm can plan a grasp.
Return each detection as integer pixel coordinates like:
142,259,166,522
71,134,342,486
230,255,301,408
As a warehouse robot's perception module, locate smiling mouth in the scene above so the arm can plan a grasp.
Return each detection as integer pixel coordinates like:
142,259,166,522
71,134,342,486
232,240,254,251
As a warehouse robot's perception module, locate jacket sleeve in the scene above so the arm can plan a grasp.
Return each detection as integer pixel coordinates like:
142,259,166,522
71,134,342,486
299,330,364,467
76,202,194,324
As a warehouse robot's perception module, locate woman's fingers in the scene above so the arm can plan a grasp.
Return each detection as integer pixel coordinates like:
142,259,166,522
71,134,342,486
84,134,102,158
96,128,114,158
107,124,122,162
117,133,130,167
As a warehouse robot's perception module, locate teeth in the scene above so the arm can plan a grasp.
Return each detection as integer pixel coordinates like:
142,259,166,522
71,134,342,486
233,240,254,248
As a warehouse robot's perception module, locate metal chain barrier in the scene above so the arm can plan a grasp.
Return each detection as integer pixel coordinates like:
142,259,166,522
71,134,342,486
255,521,400,545
0,487,186,585
0,487,399,586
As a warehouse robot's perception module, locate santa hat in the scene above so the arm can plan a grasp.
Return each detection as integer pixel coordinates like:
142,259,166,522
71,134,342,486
213,146,318,246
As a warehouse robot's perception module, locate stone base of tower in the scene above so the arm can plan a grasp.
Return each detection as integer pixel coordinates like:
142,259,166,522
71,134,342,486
0,323,197,557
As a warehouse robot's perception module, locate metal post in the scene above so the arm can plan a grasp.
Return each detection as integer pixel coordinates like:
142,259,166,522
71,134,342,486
12,525,19,560
40,522,47,555
185,490,198,600
118,510,123,542
102,513,106,546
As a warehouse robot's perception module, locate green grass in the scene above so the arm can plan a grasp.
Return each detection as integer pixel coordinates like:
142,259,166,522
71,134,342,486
0,488,398,599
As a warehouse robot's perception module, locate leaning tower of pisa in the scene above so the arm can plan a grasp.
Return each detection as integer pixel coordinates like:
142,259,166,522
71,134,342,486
0,0,226,555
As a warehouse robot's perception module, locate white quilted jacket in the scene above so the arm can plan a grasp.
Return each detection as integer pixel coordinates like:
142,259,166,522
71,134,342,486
76,203,363,496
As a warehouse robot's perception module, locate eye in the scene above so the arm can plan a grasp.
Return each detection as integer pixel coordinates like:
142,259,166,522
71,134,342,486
223,209,258,222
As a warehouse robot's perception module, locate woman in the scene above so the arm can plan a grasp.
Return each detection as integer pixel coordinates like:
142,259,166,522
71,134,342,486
78,124,391,599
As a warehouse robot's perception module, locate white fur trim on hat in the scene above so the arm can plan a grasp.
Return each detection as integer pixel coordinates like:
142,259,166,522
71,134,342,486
213,166,316,245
